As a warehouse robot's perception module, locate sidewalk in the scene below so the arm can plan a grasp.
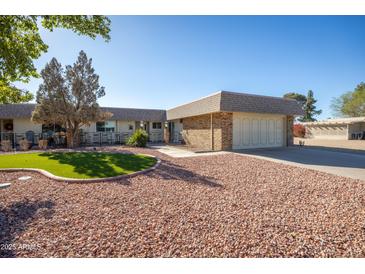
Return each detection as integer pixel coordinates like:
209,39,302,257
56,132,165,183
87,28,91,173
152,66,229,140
148,144,228,158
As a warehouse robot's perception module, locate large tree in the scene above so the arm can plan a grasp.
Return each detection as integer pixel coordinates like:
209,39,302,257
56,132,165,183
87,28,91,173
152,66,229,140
301,90,322,122
283,90,322,122
331,82,365,117
0,15,111,104
283,92,307,107
32,51,112,148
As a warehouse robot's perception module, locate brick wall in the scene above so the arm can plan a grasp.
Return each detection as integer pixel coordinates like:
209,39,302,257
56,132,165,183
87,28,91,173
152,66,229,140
181,112,233,151
286,115,294,146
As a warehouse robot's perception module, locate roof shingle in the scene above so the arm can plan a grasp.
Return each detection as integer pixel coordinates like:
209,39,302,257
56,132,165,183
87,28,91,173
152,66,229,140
167,91,304,120
0,104,166,122
0,91,304,122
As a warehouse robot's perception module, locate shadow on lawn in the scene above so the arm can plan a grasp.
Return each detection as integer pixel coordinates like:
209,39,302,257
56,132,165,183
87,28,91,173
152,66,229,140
39,152,156,178
0,199,55,258
151,159,223,188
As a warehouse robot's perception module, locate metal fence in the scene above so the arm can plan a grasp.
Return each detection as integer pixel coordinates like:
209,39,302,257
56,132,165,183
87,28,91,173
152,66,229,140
0,132,66,148
0,131,164,148
79,132,132,146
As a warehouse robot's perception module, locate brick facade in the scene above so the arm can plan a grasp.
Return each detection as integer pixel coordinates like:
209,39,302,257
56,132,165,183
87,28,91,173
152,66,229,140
286,115,294,146
181,112,233,151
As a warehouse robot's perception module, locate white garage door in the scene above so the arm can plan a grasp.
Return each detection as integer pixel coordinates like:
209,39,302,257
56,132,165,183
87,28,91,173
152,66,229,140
233,113,285,149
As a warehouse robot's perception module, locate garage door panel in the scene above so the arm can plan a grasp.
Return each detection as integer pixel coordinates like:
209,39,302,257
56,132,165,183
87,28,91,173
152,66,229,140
260,119,267,145
232,117,241,147
242,118,250,146
275,119,283,145
233,113,285,149
268,120,275,145
252,119,259,145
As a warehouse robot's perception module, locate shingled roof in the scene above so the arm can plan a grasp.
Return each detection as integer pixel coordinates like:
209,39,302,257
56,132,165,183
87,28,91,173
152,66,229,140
0,91,303,121
167,91,304,120
0,103,36,119
101,107,166,122
0,104,166,122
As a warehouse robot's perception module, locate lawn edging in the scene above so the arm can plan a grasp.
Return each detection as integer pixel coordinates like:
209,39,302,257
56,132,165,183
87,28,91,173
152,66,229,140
0,153,161,183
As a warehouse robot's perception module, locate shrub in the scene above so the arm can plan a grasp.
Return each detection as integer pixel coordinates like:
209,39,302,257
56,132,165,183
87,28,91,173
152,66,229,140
293,124,306,138
127,129,148,147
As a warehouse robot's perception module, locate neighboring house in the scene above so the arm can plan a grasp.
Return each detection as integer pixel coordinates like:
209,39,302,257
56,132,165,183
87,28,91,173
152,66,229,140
303,117,365,140
0,90,304,150
166,91,303,150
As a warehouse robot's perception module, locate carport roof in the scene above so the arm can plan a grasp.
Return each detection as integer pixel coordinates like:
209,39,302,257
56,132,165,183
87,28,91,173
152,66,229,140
303,117,365,126
166,91,304,120
0,103,166,122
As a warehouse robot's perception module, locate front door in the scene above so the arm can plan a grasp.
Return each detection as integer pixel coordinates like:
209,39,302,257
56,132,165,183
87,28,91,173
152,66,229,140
143,122,150,141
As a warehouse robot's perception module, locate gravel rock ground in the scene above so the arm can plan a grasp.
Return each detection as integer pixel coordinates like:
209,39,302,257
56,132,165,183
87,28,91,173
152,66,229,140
1,146,365,257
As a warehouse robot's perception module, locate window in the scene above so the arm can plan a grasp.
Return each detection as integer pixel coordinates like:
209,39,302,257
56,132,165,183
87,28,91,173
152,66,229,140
42,123,65,133
96,121,116,132
128,124,133,130
152,122,162,129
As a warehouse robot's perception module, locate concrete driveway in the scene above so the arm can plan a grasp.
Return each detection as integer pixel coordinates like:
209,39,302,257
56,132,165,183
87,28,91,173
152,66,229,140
234,147,365,181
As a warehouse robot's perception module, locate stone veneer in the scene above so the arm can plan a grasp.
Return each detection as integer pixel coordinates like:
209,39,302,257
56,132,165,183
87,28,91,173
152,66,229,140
181,112,233,151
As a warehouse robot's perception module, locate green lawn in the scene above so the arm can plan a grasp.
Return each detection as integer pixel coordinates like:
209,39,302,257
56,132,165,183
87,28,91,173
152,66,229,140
0,152,157,179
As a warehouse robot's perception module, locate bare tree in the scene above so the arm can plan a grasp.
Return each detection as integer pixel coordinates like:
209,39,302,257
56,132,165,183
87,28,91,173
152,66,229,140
32,51,112,148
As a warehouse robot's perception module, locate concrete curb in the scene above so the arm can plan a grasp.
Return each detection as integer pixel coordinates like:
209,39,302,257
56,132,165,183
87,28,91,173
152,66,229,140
0,153,161,183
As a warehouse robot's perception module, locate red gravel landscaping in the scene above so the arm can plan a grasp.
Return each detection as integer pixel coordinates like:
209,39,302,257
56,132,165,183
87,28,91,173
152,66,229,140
1,146,365,257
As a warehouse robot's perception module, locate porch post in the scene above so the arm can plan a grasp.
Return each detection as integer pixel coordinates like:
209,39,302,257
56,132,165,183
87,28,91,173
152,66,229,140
211,113,214,150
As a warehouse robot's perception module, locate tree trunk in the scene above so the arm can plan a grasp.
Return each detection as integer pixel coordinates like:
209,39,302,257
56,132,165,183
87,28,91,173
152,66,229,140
66,129,74,148
66,128,80,148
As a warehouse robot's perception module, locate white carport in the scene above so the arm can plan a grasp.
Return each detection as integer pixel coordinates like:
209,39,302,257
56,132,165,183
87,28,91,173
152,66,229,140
303,117,365,140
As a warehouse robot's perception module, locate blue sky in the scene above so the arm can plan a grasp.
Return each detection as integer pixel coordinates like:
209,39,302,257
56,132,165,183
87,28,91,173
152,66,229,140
18,16,365,119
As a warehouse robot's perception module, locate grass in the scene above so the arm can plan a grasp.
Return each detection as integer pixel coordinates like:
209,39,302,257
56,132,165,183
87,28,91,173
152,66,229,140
0,152,157,179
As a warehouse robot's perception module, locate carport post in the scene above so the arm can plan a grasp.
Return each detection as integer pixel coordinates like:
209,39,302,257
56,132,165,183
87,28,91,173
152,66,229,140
347,124,350,140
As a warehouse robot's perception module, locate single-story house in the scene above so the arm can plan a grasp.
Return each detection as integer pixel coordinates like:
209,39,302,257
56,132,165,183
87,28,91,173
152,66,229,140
0,90,304,150
166,91,303,150
303,117,365,140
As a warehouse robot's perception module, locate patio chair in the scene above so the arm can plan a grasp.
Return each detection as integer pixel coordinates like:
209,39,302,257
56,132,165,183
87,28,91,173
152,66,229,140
25,131,35,146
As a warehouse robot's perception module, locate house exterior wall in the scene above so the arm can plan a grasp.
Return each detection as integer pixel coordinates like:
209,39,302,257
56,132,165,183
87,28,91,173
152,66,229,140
81,121,134,133
81,123,96,132
8,119,157,134
213,112,233,150
13,118,42,133
117,120,135,132
81,120,163,142
181,112,233,151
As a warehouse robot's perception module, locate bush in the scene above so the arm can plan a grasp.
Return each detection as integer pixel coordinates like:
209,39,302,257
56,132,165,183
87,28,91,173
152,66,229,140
127,129,148,147
293,124,306,138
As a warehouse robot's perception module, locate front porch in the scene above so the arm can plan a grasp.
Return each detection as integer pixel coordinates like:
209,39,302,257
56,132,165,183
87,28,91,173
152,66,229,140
0,131,164,150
